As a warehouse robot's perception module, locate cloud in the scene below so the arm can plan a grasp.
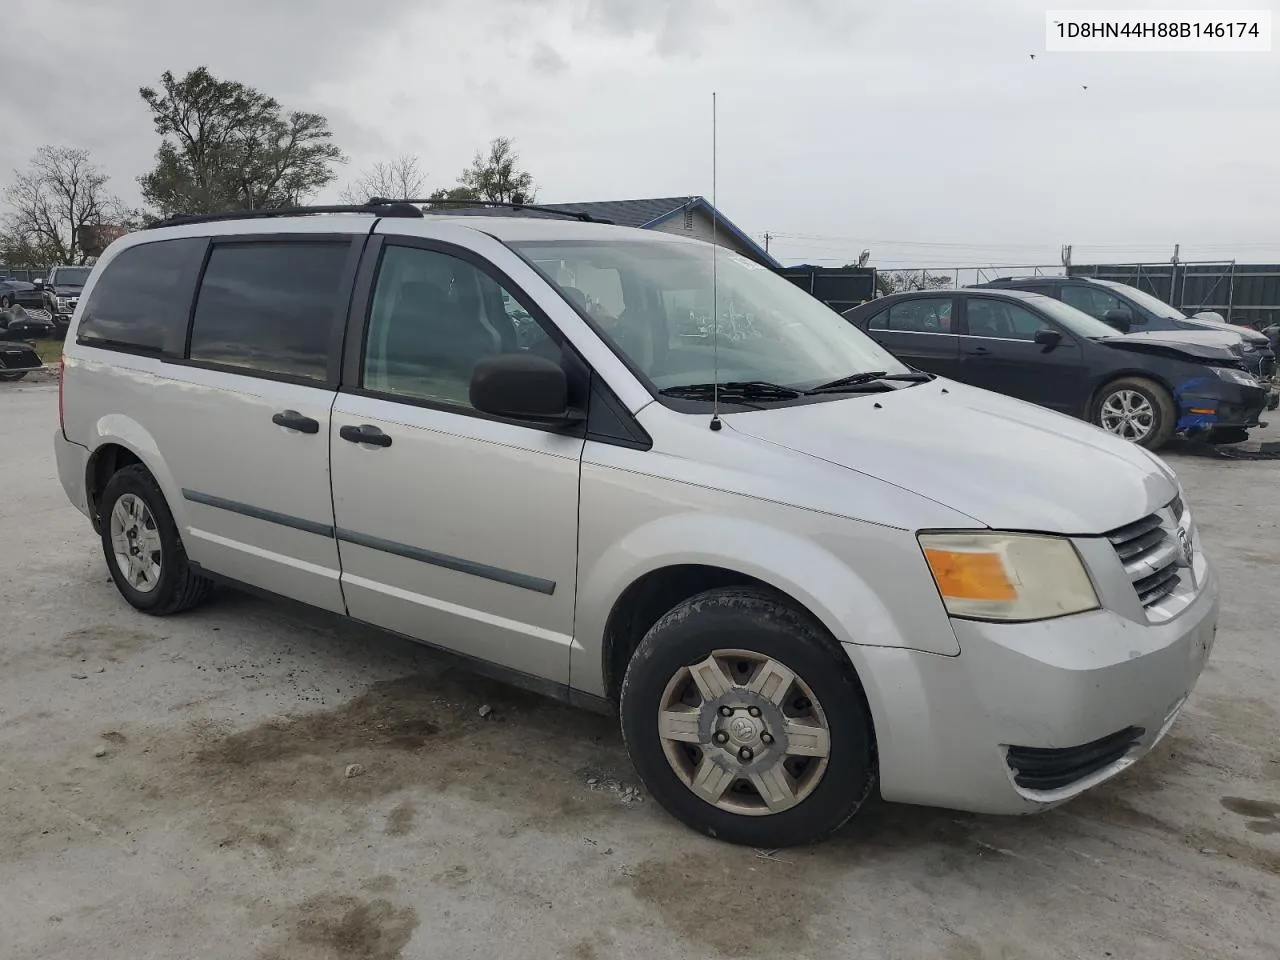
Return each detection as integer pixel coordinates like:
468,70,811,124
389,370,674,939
5,0,1280,263
530,41,569,77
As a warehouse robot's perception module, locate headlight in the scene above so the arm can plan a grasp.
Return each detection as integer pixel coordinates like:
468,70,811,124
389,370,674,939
919,532,1099,622
1213,366,1258,386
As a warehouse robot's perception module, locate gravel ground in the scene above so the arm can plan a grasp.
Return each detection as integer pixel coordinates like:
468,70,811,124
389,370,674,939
1,381,1277,960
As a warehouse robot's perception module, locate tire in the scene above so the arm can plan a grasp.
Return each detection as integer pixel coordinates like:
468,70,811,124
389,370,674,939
620,587,876,847
0,371,28,381
98,464,213,615
1091,376,1176,449
0,295,10,309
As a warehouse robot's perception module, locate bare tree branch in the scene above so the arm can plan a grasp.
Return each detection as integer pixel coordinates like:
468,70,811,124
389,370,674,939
2,146,127,266
339,155,430,203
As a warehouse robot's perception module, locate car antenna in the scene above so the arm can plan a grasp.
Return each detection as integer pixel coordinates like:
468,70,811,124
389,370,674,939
709,91,722,432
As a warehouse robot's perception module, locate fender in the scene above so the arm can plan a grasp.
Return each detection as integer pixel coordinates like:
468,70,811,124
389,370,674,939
86,415,191,535
572,511,961,700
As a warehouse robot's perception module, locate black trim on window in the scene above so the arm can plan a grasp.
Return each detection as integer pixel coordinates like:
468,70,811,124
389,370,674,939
586,372,653,450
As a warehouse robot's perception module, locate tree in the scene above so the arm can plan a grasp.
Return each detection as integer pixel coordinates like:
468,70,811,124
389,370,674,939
138,67,346,217
2,146,129,266
424,185,481,209
339,155,429,203
876,269,952,295
457,137,536,204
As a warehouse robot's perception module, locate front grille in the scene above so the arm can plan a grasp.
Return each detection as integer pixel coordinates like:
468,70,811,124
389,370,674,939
1106,510,1181,611
1007,726,1144,790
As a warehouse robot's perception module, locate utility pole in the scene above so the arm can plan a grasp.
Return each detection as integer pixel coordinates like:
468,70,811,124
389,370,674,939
763,232,771,254
1060,244,1072,269
1171,243,1180,265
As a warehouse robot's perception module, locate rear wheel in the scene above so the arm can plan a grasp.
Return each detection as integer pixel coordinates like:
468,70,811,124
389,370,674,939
99,464,213,615
0,371,28,382
620,587,876,847
0,295,10,309
1092,377,1176,449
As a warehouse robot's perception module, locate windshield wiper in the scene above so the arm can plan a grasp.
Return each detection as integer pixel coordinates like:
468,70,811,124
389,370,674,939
658,380,803,402
806,371,933,394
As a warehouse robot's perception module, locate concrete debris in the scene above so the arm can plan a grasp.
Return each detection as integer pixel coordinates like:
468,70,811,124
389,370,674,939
344,763,365,779
477,704,493,719
93,745,107,758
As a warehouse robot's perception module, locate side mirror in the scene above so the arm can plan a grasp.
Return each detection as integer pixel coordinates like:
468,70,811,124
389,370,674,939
1102,308,1132,333
1033,328,1063,351
470,353,581,425
32,278,44,288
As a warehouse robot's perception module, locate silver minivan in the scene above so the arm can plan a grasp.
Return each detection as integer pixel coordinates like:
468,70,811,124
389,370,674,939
54,206,1219,846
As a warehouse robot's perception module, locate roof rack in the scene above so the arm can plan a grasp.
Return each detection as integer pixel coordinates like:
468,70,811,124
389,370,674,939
147,202,425,230
368,197,612,224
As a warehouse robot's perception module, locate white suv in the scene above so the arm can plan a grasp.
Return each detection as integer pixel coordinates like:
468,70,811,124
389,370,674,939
54,204,1219,846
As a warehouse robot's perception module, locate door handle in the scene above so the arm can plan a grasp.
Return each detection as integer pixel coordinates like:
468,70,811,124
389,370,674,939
965,346,991,356
340,424,392,447
272,409,320,434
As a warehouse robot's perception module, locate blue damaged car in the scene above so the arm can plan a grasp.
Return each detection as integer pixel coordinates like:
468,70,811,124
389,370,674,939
844,287,1268,449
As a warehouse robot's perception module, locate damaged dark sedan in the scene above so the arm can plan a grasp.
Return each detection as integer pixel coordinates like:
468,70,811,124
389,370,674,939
844,289,1268,449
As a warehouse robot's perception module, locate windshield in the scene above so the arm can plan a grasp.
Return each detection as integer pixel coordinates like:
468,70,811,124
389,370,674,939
1025,295,1122,339
52,267,91,286
509,239,908,393
1095,280,1184,320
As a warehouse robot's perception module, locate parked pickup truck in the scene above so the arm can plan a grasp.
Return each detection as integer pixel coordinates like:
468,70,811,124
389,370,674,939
35,265,93,335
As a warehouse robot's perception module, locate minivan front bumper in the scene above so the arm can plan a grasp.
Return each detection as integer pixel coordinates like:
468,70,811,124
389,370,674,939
855,559,1218,814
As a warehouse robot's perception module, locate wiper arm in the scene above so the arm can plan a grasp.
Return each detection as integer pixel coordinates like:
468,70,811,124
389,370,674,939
658,380,803,402
806,371,933,393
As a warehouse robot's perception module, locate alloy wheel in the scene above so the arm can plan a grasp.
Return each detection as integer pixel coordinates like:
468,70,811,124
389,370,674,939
1099,389,1155,442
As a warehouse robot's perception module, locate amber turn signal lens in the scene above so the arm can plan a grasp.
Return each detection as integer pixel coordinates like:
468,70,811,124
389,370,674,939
923,548,1017,602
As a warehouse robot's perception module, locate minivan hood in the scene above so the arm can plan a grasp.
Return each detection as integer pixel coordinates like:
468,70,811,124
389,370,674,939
1104,329,1240,363
727,381,1176,534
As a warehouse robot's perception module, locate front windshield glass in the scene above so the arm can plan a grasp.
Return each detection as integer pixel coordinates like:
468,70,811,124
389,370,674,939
509,239,908,391
53,267,92,285
1096,280,1184,320
1026,295,1123,338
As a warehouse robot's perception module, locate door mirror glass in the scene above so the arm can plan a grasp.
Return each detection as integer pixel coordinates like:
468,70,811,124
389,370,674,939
470,353,579,424
1102,308,1132,333
1033,328,1063,350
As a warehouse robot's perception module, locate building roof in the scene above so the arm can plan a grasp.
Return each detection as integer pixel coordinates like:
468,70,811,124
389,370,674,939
431,196,780,268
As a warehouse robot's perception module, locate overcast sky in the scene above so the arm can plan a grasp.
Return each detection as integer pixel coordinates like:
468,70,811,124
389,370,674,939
4,0,1278,269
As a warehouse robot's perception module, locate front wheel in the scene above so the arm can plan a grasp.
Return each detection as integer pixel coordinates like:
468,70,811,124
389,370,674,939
0,370,28,381
620,587,876,847
1092,377,1176,449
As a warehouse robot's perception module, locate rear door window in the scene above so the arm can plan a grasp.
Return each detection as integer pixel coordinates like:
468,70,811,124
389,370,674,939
188,241,350,381
77,238,206,351
886,298,953,332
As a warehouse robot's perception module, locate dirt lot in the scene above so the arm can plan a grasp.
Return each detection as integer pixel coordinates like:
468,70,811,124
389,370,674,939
1,381,1277,960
